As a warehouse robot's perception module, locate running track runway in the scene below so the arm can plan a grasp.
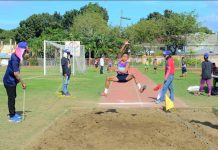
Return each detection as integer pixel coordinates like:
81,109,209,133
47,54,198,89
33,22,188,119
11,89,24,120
99,68,187,108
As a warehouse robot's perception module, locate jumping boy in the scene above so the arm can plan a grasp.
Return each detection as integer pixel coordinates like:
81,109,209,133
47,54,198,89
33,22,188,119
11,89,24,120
101,40,146,96
3,42,30,123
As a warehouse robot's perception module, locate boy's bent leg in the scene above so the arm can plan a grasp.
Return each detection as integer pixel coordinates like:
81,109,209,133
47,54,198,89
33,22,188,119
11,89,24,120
102,76,119,96
5,85,17,117
126,74,146,92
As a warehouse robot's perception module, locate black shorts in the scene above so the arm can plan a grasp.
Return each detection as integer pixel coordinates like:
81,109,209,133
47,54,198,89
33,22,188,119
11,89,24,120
95,64,98,68
214,78,218,82
154,67,157,70
182,68,187,74
117,74,129,82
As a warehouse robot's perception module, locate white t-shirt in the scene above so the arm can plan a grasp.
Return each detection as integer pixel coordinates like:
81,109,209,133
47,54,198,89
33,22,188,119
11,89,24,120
100,58,104,66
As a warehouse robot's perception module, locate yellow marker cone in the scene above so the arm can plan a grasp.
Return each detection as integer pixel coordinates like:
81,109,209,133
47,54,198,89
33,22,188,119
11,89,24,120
165,94,174,111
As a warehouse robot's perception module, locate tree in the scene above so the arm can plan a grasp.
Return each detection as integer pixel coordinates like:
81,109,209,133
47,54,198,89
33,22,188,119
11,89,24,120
28,28,69,57
15,13,63,42
80,3,109,22
0,29,16,43
198,27,213,34
162,12,199,54
62,10,79,30
146,12,163,20
70,12,109,57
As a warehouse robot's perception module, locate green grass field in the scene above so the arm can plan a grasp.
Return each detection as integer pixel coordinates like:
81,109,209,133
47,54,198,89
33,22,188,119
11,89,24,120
0,65,217,150
0,66,109,150
138,65,218,107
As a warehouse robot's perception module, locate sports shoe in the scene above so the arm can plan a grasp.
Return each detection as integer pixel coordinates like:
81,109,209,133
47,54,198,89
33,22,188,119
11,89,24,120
140,85,147,93
155,99,163,104
101,92,107,96
15,113,22,119
8,115,21,123
64,93,71,97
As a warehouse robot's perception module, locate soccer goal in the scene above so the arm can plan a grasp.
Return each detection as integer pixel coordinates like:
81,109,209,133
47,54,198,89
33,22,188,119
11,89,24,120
43,40,86,76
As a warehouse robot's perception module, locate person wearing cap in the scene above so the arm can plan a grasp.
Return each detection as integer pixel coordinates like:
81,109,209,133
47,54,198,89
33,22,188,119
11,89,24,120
156,50,175,104
196,53,213,96
3,41,30,123
61,49,71,96
100,55,104,74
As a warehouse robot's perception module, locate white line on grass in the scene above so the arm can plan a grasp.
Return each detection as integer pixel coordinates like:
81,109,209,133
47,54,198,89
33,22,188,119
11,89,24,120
99,102,154,105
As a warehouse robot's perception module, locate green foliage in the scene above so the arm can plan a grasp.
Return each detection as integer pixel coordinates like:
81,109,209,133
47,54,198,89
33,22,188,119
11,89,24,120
185,58,201,67
0,6,213,59
80,3,109,22
0,29,16,43
62,10,79,30
198,27,213,34
15,13,63,42
28,57,39,66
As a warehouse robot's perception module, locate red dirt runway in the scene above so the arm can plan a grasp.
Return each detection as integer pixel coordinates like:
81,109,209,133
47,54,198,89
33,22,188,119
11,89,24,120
99,67,187,108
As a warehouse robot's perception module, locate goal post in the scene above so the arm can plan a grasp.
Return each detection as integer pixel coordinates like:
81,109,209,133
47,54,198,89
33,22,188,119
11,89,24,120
43,40,86,76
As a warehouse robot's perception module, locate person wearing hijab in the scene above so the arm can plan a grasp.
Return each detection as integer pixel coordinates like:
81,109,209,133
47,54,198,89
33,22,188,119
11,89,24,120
3,41,30,123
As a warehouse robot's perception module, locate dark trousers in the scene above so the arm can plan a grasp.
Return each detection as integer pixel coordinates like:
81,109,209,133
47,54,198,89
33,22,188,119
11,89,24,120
100,66,104,74
4,85,17,117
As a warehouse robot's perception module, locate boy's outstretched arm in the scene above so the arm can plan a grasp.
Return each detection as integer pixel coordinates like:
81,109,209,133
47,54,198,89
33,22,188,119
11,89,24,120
118,40,129,59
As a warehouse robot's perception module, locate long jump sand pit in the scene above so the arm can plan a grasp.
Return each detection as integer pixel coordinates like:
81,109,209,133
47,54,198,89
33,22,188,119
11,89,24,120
29,108,218,150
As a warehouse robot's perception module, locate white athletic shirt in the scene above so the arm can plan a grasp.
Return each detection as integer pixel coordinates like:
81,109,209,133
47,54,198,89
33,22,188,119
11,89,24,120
100,58,104,66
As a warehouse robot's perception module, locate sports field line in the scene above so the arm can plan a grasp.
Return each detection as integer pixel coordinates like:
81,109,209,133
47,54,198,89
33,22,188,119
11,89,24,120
99,102,154,105
0,75,44,85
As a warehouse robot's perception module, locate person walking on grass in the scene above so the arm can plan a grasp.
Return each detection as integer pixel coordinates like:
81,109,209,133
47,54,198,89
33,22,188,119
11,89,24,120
3,42,30,123
179,57,188,79
100,55,104,74
144,60,149,72
61,49,72,96
196,53,212,96
101,40,146,96
153,57,158,74
94,59,99,72
156,50,175,104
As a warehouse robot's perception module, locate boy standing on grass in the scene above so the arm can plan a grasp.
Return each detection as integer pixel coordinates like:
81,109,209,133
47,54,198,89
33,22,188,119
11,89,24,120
3,42,30,123
153,57,158,74
156,50,175,104
61,49,71,96
179,57,188,79
196,53,212,96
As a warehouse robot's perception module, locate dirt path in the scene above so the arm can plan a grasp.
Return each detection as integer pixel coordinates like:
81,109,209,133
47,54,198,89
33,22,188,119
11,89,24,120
100,67,187,108
28,108,218,150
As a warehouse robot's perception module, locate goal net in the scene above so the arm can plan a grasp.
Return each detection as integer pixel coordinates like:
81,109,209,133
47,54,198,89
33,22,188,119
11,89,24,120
43,40,86,76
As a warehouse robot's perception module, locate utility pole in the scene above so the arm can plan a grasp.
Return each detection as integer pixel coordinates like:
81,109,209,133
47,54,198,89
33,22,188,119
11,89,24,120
120,10,131,29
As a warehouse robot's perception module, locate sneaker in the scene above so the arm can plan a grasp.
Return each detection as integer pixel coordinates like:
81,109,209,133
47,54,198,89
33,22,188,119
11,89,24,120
8,115,21,123
140,85,147,93
155,99,163,104
64,93,71,97
15,113,22,119
101,92,107,96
